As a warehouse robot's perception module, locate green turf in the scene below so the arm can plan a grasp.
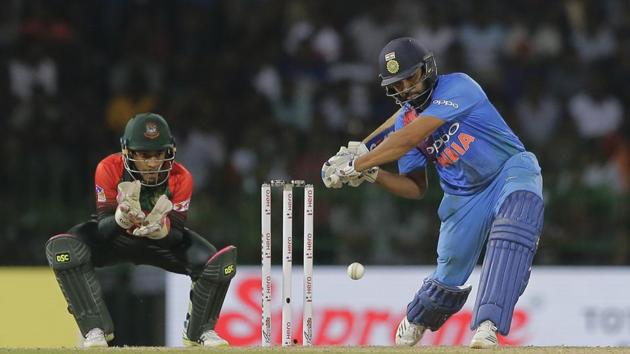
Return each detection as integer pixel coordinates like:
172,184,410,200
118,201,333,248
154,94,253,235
1,347,628,354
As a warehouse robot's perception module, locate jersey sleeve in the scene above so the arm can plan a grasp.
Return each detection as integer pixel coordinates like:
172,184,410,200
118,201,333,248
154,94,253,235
398,148,427,174
170,169,192,213
421,73,484,122
94,156,127,239
167,165,193,233
94,158,121,214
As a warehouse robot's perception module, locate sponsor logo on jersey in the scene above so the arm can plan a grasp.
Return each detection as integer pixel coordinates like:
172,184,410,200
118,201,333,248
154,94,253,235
173,199,190,212
418,122,476,167
432,99,459,109
95,185,106,202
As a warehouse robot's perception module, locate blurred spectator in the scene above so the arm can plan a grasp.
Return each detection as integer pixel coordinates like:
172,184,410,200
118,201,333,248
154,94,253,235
105,69,158,134
8,38,57,100
19,1,75,45
503,7,563,62
568,2,616,63
458,4,505,83
412,3,456,59
515,78,561,148
581,143,625,192
177,120,226,193
567,69,624,139
344,2,401,64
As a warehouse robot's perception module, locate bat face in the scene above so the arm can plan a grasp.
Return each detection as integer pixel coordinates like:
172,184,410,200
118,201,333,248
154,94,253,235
364,124,395,150
362,109,400,150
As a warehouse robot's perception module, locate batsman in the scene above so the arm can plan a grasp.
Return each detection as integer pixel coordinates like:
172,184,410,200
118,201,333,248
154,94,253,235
322,37,544,348
45,113,236,347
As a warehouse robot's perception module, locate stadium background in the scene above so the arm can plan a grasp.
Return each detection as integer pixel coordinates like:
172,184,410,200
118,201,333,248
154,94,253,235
0,0,628,347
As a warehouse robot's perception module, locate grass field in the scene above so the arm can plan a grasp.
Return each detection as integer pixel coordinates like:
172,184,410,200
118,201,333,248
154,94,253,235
1,347,628,354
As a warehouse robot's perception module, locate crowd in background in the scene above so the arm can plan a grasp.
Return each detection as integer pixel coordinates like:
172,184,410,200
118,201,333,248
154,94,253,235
1,0,628,267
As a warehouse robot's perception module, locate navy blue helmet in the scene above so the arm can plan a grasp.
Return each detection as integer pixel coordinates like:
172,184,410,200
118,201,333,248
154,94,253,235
378,37,438,112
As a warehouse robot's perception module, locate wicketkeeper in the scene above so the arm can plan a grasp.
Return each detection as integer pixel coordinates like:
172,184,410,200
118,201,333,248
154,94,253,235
45,113,236,347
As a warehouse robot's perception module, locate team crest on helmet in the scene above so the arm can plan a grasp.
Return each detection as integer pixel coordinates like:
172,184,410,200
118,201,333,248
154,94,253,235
386,59,399,74
144,121,160,139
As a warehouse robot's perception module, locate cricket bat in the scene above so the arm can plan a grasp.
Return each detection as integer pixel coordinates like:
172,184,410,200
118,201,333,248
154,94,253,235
362,108,400,150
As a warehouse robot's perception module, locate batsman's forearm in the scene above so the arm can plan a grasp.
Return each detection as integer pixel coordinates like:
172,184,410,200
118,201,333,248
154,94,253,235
356,115,445,172
375,170,426,199
355,129,419,171
355,142,414,172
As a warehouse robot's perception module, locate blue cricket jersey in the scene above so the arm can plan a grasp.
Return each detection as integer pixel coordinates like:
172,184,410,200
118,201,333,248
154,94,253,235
396,73,525,195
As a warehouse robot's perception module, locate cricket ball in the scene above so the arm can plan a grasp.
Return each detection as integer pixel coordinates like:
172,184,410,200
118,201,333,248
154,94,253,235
347,262,365,280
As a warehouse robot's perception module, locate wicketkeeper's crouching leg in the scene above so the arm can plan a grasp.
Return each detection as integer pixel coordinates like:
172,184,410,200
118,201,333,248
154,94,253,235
183,245,237,347
45,234,114,346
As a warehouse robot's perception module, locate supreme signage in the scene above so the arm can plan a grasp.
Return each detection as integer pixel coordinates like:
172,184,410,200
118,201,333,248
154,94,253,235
165,266,630,346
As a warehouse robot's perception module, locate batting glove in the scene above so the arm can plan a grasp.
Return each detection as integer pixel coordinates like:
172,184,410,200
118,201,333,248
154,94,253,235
321,160,343,188
346,141,379,186
321,146,354,189
115,180,145,229
333,153,362,180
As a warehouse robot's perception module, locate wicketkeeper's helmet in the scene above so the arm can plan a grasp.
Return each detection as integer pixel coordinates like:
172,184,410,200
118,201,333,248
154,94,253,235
120,113,176,186
378,37,437,113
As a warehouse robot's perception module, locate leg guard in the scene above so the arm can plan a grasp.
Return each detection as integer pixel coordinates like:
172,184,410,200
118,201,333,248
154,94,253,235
472,191,544,335
184,245,237,342
406,278,472,331
45,234,114,338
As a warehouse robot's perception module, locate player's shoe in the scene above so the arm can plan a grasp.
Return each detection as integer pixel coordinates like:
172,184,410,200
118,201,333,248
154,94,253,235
82,328,108,348
183,330,229,347
470,320,498,349
200,330,229,347
395,316,426,346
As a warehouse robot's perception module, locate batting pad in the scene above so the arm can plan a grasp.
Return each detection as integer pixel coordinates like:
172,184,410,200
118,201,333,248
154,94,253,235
407,278,472,331
472,191,544,335
45,234,114,338
185,245,237,342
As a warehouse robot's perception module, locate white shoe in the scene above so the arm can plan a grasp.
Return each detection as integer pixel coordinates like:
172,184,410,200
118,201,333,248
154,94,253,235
82,328,108,348
395,316,426,346
470,320,498,349
183,330,229,347
200,330,229,347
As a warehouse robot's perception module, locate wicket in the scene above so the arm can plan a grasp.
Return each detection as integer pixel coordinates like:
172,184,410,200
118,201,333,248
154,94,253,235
261,180,314,347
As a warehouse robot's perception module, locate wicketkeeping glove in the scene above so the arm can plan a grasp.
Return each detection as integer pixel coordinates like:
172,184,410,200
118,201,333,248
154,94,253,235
132,194,173,239
115,180,145,229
